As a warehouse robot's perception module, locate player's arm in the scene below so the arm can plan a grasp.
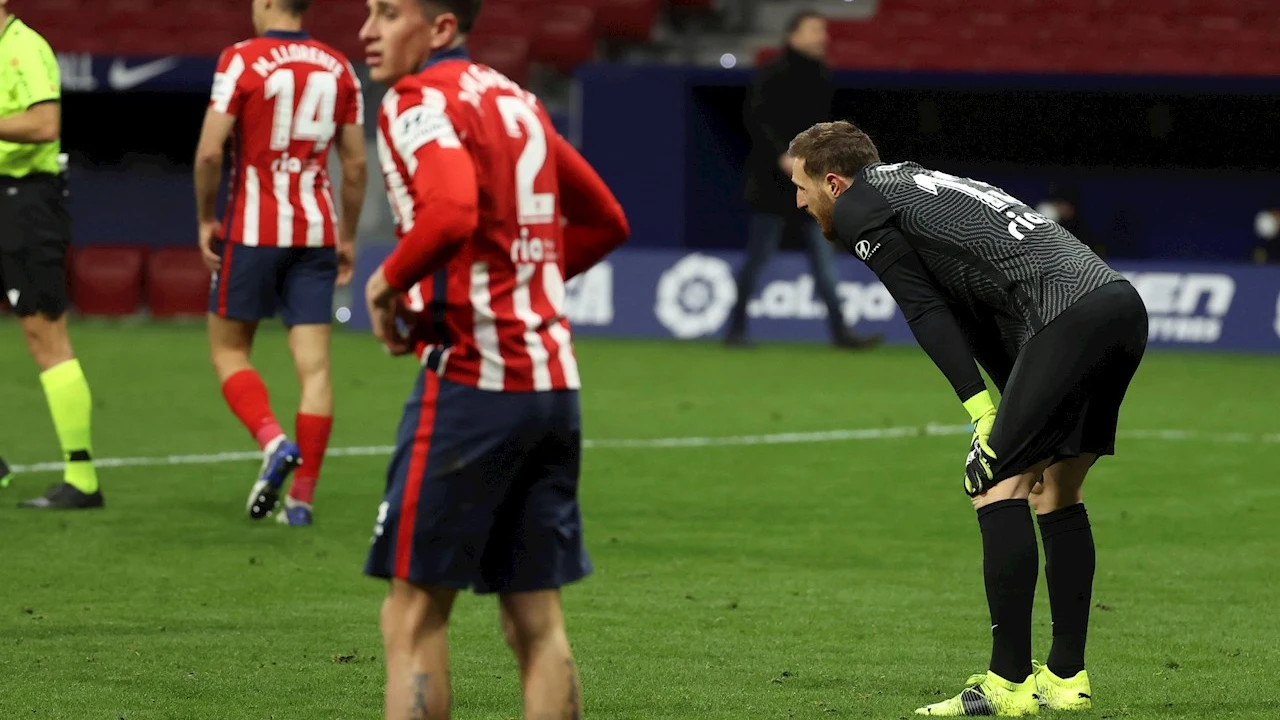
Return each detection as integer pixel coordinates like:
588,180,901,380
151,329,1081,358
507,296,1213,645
333,63,367,284
378,144,478,292
334,123,367,282
0,39,60,143
193,109,236,227
193,49,246,270
0,103,58,143
833,190,995,423
553,134,629,280
370,90,479,302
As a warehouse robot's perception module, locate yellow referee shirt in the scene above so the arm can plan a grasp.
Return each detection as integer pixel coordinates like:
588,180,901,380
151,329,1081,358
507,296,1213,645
0,16,61,177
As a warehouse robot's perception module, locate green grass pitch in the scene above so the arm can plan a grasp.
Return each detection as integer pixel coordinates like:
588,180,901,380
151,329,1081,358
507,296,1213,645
2,320,1278,719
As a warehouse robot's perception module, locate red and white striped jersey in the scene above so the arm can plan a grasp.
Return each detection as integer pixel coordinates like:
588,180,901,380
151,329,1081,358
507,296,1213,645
377,51,583,393
210,31,363,248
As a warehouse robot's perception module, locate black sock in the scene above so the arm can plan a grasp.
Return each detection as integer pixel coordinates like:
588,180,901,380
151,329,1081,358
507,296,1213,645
978,498,1038,683
1038,503,1095,678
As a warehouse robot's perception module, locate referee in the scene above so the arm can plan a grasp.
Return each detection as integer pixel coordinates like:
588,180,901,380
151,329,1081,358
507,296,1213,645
0,3,103,509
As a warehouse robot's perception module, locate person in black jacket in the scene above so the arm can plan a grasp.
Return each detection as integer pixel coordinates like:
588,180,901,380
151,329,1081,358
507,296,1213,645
727,10,880,349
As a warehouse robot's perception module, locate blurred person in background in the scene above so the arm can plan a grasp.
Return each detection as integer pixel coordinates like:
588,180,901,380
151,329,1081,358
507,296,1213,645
0,0,103,509
1252,207,1279,264
728,9,880,350
1036,183,1105,258
194,0,367,527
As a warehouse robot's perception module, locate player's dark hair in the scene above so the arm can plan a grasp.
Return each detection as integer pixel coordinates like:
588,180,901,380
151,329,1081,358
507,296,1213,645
788,121,881,179
281,0,312,15
785,9,824,36
420,0,483,33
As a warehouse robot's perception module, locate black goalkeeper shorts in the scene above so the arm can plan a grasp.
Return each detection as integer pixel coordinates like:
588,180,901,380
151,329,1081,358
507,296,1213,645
988,280,1149,480
0,173,72,319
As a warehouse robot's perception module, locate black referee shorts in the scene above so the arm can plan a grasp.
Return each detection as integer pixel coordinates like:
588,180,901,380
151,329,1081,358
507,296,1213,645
0,173,72,318
988,280,1150,480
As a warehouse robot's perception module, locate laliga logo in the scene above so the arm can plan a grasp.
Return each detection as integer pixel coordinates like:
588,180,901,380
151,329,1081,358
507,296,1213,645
654,254,737,339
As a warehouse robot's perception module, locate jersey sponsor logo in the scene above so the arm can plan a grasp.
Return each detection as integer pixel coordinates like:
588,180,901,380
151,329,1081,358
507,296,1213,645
107,57,180,90
564,262,614,327
654,254,738,339
748,274,897,326
392,94,460,157
1123,271,1235,343
1003,210,1052,241
854,239,880,262
510,228,558,265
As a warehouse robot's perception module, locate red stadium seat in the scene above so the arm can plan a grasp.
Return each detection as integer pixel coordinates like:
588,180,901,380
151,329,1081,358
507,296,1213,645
471,34,533,86
529,5,597,73
31,0,1280,75
754,46,781,67
146,248,212,318
70,246,147,317
472,3,530,37
593,0,660,42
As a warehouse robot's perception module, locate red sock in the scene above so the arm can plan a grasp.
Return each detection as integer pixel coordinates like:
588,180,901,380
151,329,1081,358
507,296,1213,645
288,413,333,505
221,369,285,450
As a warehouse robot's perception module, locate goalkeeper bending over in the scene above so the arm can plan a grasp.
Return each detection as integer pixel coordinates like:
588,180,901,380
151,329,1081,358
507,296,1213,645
786,120,1149,717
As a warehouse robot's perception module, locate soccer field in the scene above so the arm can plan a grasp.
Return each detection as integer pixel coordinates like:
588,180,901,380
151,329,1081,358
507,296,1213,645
2,321,1278,719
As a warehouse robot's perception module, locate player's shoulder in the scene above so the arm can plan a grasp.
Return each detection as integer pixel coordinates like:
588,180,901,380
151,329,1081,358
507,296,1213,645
221,37,265,57
380,74,463,156
381,73,453,119
834,174,898,241
12,20,55,55
857,160,928,192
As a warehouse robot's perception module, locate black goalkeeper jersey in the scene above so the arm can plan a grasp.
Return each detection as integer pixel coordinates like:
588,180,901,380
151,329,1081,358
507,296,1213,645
833,161,1126,399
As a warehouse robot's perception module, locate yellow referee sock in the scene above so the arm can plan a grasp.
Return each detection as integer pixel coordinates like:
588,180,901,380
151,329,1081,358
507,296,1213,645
40,359,98,494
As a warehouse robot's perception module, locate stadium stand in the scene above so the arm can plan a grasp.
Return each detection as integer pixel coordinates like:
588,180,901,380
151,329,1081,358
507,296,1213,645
69,245,147,317
20,0,688,81
754,0,1280,75
145,248,211,318
19,0,1280,76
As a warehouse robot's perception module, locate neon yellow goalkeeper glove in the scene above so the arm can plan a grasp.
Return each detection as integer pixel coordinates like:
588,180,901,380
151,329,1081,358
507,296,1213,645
962,390,998,497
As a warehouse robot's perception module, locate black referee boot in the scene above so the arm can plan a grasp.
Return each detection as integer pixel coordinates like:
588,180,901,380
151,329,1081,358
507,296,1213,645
19,482,105,509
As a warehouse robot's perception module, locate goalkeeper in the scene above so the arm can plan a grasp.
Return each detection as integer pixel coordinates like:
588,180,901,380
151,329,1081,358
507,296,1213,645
785,121,1149,716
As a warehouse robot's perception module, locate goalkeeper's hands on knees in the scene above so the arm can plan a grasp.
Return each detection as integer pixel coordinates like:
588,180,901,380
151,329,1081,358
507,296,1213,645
962,390,998,497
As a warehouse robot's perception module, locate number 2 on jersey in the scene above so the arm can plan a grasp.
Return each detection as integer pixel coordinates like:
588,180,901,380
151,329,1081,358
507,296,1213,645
265,69,338,152
496,95,555,226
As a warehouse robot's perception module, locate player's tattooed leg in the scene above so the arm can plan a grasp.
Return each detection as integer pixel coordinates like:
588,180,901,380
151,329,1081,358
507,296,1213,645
409,672,429,720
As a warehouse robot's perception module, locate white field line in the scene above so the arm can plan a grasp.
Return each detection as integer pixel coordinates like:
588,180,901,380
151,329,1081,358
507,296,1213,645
3,423,1277,475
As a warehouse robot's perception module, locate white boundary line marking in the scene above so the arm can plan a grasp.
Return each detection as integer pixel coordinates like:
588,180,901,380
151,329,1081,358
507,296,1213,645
4,423,1277,475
